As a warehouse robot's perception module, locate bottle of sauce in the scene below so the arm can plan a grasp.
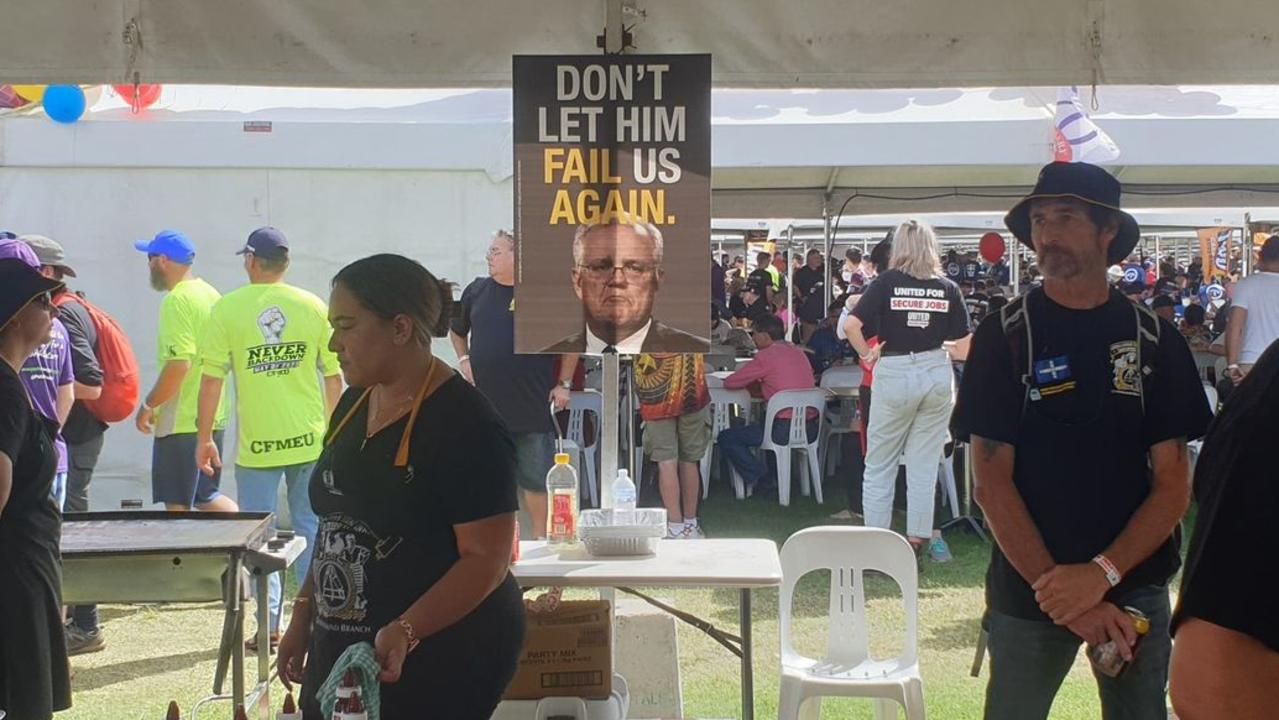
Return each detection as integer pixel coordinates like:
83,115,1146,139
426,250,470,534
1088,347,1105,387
545,453,580,545
331,668,368,720
1088,606,1150,677
277,691,302,720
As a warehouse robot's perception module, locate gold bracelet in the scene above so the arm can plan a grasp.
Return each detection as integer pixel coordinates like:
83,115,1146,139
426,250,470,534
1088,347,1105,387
395,617,420,653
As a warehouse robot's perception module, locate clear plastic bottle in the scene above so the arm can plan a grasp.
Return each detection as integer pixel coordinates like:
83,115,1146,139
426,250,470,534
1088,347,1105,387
612,468,637,525
546,453,580,545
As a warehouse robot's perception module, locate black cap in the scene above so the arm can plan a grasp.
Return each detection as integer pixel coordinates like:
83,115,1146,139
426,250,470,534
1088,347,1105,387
1004,162,1140,266
236,226,289,261
1151,294,1177,310
0,258,64,333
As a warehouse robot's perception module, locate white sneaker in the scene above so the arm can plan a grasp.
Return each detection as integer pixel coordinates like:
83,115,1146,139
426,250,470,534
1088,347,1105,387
681,523,706,539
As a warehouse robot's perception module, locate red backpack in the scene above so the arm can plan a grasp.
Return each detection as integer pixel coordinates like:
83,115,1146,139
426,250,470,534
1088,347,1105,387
54,292,140,423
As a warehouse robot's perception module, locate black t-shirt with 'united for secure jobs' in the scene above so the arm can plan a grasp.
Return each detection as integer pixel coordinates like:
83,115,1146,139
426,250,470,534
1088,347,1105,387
951,288,1212,621
851,269,970,353
450,277,556,434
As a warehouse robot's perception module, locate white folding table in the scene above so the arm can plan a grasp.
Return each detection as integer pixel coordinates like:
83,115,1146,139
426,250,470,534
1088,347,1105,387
512,538,782,720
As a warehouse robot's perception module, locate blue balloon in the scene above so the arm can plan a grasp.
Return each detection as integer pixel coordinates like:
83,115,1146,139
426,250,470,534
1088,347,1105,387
43,84,86,124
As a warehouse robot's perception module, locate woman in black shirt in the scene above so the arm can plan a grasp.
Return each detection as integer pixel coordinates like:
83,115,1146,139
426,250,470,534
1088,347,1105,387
844,221,971,553
277,254,525,719
1170,341,1279,719
0,258,71,719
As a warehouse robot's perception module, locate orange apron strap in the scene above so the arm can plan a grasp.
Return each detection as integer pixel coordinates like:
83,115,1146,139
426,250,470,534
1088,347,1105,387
394,357,454,467
325,387,372,448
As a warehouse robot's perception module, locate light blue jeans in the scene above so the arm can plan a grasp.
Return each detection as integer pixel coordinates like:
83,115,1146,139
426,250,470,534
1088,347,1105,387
236,462,318,632
862,349,954,538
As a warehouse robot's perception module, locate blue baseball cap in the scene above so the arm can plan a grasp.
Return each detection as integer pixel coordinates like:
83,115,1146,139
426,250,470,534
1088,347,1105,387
236,226,289,260
134,229,196,264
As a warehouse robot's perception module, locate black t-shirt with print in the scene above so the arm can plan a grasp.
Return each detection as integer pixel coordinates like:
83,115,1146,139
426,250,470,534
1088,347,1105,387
451,276,556,434
303,376,524,714
952,289,1212,620
852,269,970,353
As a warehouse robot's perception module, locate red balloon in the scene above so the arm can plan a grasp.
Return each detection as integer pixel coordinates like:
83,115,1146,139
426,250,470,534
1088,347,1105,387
979,232,1006,264
112,83,162,112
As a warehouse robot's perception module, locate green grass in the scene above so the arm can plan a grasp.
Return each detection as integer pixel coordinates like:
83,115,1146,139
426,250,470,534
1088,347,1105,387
61,484,1134,719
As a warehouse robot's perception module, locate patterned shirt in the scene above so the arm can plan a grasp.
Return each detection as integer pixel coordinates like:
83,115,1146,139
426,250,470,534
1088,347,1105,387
634,354,710,422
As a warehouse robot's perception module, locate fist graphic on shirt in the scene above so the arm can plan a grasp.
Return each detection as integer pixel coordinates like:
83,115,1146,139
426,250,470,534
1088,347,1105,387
258,305,287,344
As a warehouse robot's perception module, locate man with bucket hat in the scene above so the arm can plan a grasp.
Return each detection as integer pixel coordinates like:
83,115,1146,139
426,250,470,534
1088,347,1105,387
952,162,1212,719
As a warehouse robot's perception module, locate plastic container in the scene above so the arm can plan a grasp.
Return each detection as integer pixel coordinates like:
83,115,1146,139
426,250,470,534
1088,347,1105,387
578,508,666,556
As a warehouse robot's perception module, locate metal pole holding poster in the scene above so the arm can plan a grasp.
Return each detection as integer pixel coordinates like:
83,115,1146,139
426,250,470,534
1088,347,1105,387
597,0,626,508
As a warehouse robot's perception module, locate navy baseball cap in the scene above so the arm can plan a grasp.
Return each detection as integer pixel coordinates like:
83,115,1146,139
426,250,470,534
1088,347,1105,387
237,226,289,260
134,229,196,264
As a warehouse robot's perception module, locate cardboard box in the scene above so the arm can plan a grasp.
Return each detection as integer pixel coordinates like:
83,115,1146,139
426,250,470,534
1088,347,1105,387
504,600,613,701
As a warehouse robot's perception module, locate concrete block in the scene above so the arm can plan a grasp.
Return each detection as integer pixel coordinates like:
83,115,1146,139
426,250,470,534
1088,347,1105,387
615,596,683,719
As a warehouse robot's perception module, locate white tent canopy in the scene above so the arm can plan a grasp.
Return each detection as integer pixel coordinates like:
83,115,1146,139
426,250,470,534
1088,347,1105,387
5,1,1279,88
10,85,1279,216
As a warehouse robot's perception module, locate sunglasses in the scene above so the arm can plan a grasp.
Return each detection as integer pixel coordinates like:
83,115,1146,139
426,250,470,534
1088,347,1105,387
33,291,54,309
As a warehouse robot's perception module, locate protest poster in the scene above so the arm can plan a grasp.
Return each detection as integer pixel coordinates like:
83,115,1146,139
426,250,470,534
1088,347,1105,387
513,54,711,354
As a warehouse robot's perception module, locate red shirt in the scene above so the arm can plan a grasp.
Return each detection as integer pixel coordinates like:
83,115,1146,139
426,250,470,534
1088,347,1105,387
723,341,816,419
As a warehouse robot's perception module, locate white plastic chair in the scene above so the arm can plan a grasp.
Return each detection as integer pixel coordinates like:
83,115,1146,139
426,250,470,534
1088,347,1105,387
727,388,826,506
1188,382,1219,470
702,387,754,499
778,527,925,720
820,364,864,390
567,390,603,507
1203,381,1218,413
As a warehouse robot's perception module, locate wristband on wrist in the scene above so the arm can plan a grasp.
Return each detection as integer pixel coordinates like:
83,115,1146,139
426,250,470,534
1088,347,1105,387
458,354,470,363
1092,554,1122,588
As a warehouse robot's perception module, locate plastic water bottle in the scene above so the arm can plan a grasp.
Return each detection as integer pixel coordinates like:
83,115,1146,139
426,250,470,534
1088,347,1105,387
613,468,637,525
545,453,580,546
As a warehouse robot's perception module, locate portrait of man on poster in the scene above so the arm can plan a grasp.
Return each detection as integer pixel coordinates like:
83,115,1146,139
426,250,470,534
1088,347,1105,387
538,220,709,354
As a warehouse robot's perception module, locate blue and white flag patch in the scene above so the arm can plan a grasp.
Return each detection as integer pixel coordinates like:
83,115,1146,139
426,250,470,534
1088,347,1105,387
1033,355,1072,384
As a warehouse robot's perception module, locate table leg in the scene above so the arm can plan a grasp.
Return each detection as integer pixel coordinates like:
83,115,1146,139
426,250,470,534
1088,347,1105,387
229,555,246,711
740,588,754,720
257,572,271,718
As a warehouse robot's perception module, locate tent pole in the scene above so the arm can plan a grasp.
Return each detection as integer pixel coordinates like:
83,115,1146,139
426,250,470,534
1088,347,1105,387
1010,242,1021,296
823,197,834,310
1243,214,1253,277
786,224,796,339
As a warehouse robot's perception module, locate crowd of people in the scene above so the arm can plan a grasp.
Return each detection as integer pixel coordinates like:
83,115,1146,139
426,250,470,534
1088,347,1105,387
2,161,1277,719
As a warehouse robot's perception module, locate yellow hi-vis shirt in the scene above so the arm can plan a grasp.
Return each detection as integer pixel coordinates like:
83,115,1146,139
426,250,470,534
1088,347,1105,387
199,282,340,468
155,277,228,436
